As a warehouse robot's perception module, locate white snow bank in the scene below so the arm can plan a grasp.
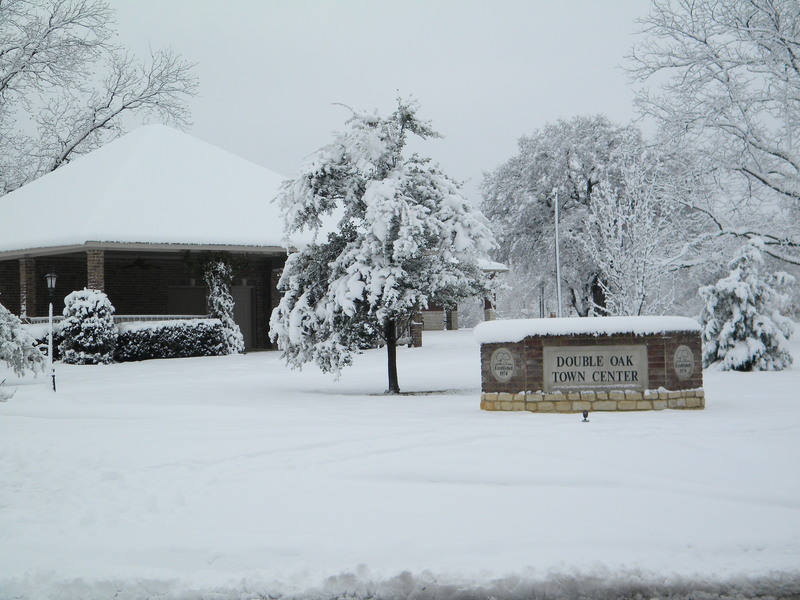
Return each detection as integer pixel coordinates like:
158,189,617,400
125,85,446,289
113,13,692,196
0,363,45,386
474,315,702,344
0,328,797,599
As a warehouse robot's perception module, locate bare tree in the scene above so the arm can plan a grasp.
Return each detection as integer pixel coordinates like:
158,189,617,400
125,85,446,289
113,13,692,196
0,0,197,193
482,115,650,317
629,0,800,265
0,0,113,98
581,149,678,316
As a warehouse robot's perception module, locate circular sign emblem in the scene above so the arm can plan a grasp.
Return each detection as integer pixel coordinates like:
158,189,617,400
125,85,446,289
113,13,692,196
673,345,695,380
490,347,515,382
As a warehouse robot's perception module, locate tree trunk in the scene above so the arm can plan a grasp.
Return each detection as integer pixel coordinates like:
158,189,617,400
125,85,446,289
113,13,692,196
591,274,607,315
384,318,400,394
570,288,589,317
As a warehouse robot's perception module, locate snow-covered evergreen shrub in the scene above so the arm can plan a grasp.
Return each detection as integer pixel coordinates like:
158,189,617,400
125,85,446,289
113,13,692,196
1,301,44,376
270,98,495,393
59,289,118,365
699,239,794,371
204,261,244,354
116,319,226,361
30,328,63,361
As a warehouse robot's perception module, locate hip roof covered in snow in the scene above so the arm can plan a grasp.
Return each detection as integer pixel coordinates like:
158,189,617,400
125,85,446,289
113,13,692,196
0,124,290,257
473,316,702,344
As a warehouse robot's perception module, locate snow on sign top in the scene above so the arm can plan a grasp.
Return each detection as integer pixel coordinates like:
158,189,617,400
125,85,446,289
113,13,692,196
473,316,702,344
0,124,290,254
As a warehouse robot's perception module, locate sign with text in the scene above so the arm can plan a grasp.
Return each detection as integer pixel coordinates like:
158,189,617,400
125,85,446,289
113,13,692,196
673,345,695,380
543,344,648,392
490,347,515,382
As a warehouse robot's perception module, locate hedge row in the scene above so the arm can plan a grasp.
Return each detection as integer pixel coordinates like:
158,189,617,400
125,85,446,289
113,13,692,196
115,319,226,361
29,319,227,362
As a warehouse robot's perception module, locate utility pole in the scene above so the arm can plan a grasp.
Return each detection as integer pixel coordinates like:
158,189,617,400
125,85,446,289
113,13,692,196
554,189,563,318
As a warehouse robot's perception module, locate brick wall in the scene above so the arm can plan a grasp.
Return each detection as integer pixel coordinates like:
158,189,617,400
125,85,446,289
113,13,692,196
0,260,20,314
447,309,458,331
410,315,423,347
422,310,445,330
87,249,105,290
0,251,287,348
421,308,459,331
35,255,86,317
480,340,529,394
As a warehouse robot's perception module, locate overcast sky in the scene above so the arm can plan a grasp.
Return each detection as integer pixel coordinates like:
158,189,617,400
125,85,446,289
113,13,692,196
109,0,652,202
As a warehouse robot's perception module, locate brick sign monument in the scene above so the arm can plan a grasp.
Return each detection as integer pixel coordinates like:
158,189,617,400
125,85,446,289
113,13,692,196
475,316,704,412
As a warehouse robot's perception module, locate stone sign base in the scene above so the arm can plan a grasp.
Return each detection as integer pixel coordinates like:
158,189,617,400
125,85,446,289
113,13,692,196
480,388,705,413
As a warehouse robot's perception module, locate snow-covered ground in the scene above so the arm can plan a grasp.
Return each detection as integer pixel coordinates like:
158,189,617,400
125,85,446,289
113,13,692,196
1,329,799,599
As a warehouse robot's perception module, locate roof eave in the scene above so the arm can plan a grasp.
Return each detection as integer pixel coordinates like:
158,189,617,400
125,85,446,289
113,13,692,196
0,241,292,260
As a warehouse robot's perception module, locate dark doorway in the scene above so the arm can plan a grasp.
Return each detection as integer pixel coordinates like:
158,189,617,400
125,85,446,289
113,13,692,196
232,286,256,350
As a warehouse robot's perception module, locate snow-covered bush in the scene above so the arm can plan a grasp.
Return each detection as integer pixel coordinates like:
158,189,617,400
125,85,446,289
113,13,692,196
115,319,226,361
1,301,44,376
59,289,118,365
699,239,794,371
29,327,63,361
204,260,244,354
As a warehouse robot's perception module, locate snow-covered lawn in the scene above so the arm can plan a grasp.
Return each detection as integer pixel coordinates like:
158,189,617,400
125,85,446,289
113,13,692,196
1,329,799,599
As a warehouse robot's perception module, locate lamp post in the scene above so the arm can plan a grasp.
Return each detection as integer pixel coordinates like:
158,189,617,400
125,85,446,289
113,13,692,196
45,270,57,392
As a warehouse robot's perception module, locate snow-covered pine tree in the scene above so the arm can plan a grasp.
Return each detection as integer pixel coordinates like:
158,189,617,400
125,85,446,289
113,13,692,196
0,301,44,376
204,260,244,354
59,289,118,365
699,239,795,371
270,98,496,393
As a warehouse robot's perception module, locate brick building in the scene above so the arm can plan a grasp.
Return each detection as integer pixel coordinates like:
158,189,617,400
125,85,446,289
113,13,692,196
0,125,290,350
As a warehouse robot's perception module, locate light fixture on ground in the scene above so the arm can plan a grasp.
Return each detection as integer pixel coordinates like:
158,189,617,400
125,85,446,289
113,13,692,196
45,269,57,392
